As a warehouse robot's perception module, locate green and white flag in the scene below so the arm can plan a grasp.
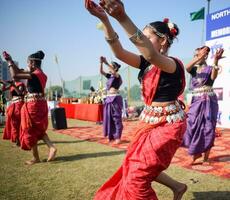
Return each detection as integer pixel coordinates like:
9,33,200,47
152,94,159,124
190,7,205,21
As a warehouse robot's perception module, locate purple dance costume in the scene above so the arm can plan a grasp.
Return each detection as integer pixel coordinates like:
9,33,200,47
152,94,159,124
103,74,123,141
183,65,218,155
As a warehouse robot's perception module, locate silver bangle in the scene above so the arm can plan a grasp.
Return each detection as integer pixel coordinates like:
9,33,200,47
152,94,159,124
213,64,220,70
129,29,143,44
105,32,119,44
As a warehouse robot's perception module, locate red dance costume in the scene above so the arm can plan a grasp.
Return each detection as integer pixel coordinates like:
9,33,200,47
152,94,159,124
20,69,48,150
3,82,25,143
94,58,186,200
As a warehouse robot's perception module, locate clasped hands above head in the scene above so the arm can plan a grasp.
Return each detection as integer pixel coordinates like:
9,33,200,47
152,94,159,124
100,56,107,64
85,0,125,19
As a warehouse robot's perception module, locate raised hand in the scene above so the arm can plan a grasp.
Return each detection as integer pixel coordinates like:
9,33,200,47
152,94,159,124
100,56,105,63
100,56,108,64
214,48,224,62
2,51,12,62
85,0,108,21
99,0,126,21
195,47,209,62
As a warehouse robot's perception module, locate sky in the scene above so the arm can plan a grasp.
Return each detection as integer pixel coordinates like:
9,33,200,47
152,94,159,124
0,0,229,85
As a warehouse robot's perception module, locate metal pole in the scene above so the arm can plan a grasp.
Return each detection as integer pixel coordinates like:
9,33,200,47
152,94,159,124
49,80,51,100
100,74,103,89
201,18,205,45
54,55,64,98
207,0,211,14
79,76,82,97
62,79,65,97
127,66,131,104
202,0,211,44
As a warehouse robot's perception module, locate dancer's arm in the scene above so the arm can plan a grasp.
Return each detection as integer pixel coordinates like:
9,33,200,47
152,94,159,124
107,62,119,77
2,52,32,80
85,0,140,68
101,56,119,77
8,66,32,80
0,80,11,91
0,80,22,95
210,48,224,80
100,56,107,76
2,52,22,78
100,0,177,73
13,83,25,96
186,47,210,73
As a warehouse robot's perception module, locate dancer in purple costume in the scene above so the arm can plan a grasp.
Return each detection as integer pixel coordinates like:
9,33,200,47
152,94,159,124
100,56,123,144
183,46,224,164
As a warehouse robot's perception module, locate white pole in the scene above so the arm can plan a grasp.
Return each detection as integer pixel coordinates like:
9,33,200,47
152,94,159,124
201,19,205,45
54,55,64,97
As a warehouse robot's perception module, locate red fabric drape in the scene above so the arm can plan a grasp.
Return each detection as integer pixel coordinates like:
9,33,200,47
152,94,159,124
94,120,187,200
20,69,48,150
3,101,24,142
174,58,185,97
32,69,47,93
142,66,161,106
10,81,25,93
2,104,14,140
94,57,186,199
59,103,103,122
20,100,48,150
142,58,185,106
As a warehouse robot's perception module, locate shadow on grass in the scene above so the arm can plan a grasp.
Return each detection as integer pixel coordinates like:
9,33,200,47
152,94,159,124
51,126,98,132
54,150,125,162
38,140,85,146
209,154,230,162
49,126,93,132
192,191,230,200
67,126,96,129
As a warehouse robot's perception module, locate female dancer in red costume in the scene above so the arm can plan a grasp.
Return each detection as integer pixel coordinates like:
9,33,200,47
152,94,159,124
3,51,57,165
2,79,26,145
85,1,187,199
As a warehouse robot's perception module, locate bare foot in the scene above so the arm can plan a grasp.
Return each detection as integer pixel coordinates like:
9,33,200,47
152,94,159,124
16,139,20,146
12,143,18,148
203,159,212,165
190,154,202,165
12,141,20,148
115,139,121,144
203,150,210,162
173,183,187,200
47,147,57,162
25,159,40,165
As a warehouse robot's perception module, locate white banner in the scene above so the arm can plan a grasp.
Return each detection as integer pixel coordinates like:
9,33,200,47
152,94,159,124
205,7,230,129
206,36,230,128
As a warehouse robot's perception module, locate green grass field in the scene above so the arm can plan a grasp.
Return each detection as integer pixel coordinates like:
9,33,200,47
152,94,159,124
0,119,229,200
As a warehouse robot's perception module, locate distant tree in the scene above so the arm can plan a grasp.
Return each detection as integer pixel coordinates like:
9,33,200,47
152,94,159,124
46,85,70,100
130,84,141,101
119,89,127,98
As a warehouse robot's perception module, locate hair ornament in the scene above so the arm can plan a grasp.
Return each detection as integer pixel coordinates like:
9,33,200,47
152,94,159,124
163,18,169,23
163,18,177,38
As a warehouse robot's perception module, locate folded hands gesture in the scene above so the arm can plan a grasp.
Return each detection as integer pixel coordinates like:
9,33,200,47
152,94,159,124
85,0,126,21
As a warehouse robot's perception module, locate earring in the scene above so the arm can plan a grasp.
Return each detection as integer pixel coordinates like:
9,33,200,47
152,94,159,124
160,46,164,54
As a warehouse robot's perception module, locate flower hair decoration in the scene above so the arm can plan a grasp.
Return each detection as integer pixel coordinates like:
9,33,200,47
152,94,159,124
163,18,177,38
